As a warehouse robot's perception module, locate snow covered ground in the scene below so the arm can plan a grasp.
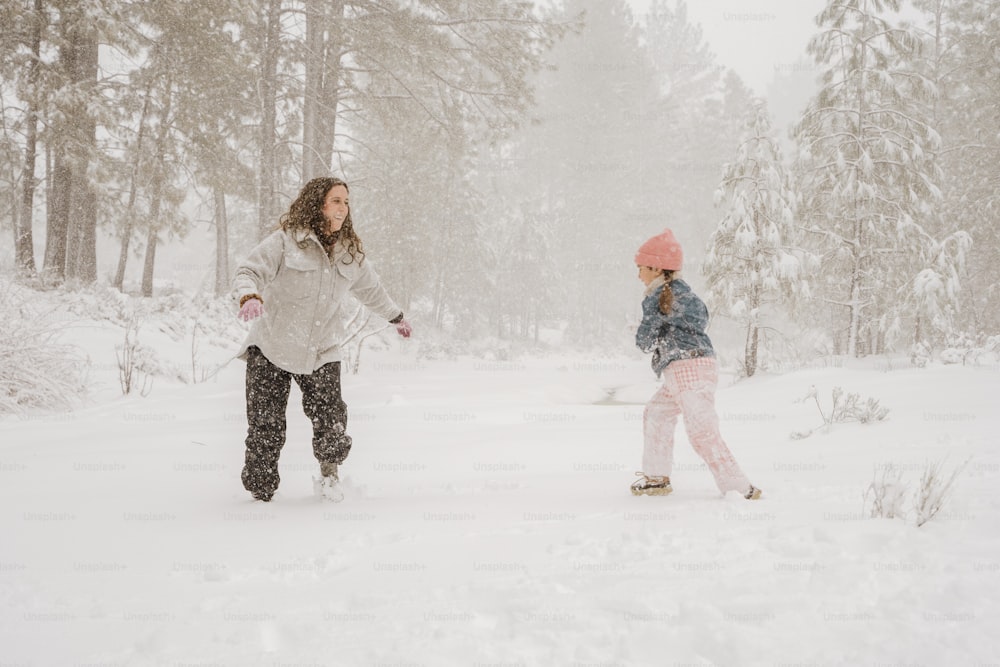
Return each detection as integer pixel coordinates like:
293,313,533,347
2,295,999,666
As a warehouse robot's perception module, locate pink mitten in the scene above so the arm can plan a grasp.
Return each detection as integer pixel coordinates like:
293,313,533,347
239,298,263,322
395,318,412,338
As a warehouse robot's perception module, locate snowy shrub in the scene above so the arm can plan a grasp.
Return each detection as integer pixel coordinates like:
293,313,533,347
116,315,153,396
66,285,243,348
703,100,807,379
790,385,889,439
864,459,968,527
188,319,233,384
0,284,86,414
863,466,908,520
939,333,999,368
912,459,968,527
65,283,134,327
416,338,461,362
186,295,245,347
874,356,914,373
909,342,931,368
63,286,243,386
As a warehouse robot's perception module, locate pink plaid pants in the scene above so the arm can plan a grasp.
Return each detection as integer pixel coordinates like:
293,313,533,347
642,358,751,493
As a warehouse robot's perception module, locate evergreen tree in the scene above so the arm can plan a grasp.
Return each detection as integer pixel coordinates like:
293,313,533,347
510,0,659,342
349,101,485,331
0,3,26,262
254,0,283,238
705,99,806,376
3,0,127,286
486,0,746,342
251,0,565,237
475,143,557,341
792,0,962,356
6,0,44,276
112,0,254,295
641,0,732,271
43,0,108,285
910,0,999,343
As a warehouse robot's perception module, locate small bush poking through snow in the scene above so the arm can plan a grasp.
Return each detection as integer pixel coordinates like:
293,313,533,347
0,283,87,415
912,459,968,527
863,459,968,527
937,333,1000,367
791,385,890,439
116,315,153,396
863,466,908,520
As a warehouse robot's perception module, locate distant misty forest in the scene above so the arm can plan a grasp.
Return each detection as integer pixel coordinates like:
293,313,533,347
1,0,997,369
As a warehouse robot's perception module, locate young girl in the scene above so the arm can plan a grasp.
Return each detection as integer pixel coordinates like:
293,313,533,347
631,229,761,500
233,177,412,501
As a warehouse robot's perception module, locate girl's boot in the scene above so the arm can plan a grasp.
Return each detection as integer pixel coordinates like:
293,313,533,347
631,473,673,496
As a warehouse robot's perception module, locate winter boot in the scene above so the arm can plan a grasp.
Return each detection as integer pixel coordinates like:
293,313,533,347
320,461,340,481
630,472,673,497
313,461,344,502
744,485,762,500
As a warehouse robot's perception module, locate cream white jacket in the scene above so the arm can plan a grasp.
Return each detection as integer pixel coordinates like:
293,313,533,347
232,228,402,374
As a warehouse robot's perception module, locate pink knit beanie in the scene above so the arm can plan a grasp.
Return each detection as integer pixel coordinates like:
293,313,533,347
635,229,683,271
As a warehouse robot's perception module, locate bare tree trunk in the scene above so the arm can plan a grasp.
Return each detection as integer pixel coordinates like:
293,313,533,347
258,0,281,238
214,186,229,297
44,21,76,284
140,222,158,297
302,0,321,182
64,19,99,285
847,225,864,358
15,0,43,276
45,9,98,286
141,162,166,297
302,0,344,182
432,269,446,327
43,158,71,283
140,74,174,297
914,0,945,347
745,286,760,377
745,325,759,377
114,76,154,291
846,7,872,359
68,185,97,284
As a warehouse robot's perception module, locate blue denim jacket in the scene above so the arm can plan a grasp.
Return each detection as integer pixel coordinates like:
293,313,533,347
635,277,715,376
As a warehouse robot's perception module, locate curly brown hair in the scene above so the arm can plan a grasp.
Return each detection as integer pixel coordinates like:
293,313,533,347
279,177,365,264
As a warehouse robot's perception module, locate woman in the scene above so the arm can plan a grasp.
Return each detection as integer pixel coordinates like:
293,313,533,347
631,229,761,500
233,177,411,502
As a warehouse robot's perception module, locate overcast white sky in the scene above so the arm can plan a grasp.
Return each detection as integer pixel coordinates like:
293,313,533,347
628,0,827,94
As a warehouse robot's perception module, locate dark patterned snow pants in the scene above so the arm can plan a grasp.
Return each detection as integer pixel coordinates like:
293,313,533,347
241,346,351,497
